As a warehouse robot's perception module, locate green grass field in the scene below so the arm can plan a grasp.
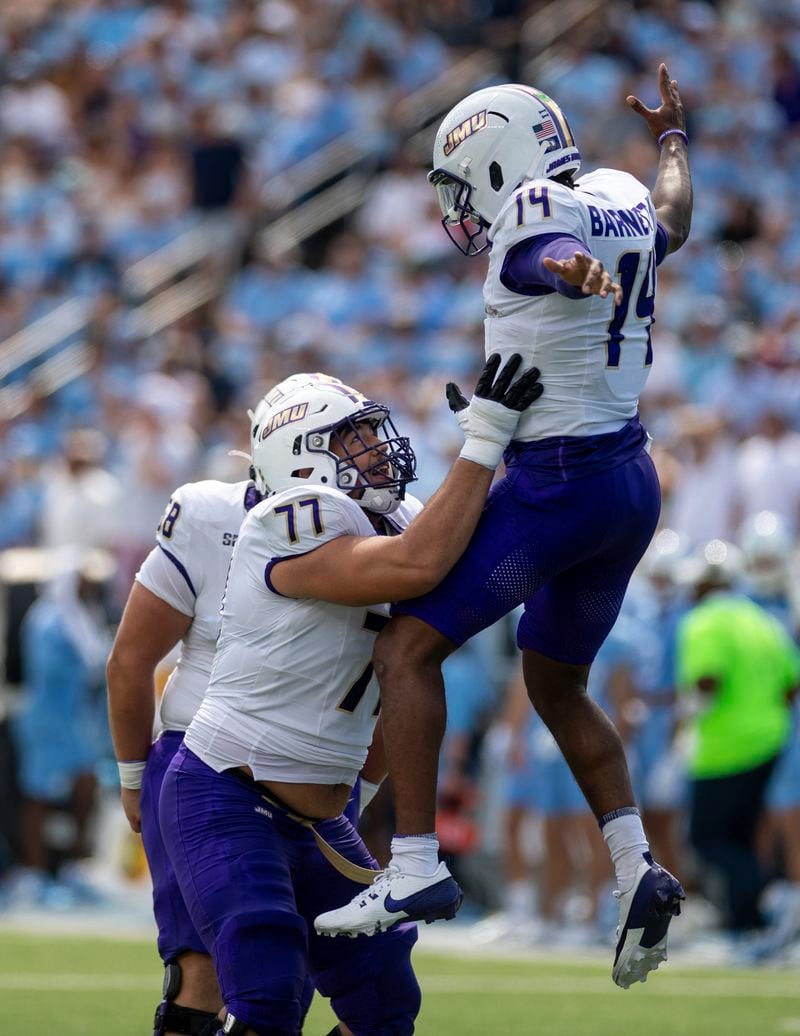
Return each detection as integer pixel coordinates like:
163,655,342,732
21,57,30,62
1,931,798,1035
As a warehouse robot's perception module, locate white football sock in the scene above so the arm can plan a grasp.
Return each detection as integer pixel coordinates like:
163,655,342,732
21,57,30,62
601,811,650,891
390,834,441,877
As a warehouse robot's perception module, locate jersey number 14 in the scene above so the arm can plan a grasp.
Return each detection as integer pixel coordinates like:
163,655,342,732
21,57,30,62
606,249,655,369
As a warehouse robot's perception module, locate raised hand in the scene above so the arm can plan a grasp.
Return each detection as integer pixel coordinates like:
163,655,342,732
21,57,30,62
446,353,543,415
542,252,624,306
627,63,686,141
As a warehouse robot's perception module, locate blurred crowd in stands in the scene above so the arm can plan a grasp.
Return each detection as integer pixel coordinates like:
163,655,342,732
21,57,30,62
1,0,800,960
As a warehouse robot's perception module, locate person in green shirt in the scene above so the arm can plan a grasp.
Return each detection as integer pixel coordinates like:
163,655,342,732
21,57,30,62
676,540,800,933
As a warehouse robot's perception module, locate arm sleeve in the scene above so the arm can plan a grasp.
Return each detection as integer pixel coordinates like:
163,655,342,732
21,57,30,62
135,545,196,617
500,233,593,299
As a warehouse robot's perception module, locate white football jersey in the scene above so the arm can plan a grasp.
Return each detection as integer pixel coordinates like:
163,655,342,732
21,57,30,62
136,479,256,731
185,486,423,786
485,168,660,439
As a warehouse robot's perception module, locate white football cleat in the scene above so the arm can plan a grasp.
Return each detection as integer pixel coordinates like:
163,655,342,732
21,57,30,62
612,852,685,989
314,861,463,937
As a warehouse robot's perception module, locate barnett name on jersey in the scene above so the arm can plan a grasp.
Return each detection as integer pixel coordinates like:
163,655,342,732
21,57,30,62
485,168,668,441
185,485,423,787
136,479,260,732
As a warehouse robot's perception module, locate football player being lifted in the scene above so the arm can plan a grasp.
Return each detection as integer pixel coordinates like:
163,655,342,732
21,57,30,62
316,64,693,990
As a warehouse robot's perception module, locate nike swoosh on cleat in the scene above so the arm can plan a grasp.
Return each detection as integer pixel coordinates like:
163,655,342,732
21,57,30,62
384,879,458,914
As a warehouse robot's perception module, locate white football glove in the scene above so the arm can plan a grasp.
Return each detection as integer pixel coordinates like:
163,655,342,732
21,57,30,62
447,354,543,469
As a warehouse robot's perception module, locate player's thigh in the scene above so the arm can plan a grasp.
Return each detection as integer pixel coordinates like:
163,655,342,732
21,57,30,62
159,745,308,1019
518,451,660,666
390,477,563,649
141,732,208,960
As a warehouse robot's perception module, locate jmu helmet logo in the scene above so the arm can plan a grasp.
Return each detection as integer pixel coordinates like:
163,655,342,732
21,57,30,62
443,109,487,157
259,402,309,440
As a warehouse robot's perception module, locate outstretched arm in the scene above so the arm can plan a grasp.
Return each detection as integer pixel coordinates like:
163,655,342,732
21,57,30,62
541,250,623,305
627,63,692,255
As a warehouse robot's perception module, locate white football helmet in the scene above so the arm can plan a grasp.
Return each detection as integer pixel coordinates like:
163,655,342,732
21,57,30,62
250,373,416,515
247,372,345,485
739,510,791,598
429,83,581,255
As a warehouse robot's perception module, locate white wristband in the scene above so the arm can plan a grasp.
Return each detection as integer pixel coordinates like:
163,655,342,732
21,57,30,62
358,777,384,816
453,395,520,470
118,760,147,790
459,438,506,469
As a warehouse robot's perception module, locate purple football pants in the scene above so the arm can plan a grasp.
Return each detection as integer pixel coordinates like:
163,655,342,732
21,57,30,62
393,418,661,664
141,730,363,960
140,730,363,1027
159,742,420,1036
141,731,207,960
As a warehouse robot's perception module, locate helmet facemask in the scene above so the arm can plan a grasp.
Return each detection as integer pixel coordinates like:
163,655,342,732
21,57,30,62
429,169,490,256
313,405,417,515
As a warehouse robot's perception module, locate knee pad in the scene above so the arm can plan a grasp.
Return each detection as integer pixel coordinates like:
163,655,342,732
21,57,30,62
153,960,218,1036
163,961,183,1002
153,1001,218,1036
215,909,308,1035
